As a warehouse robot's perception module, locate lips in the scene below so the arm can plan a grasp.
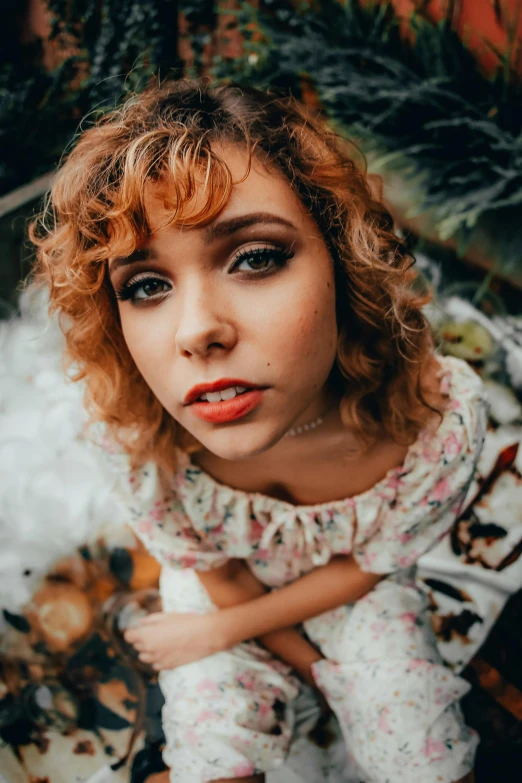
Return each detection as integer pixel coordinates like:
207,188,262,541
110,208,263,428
184,378,262,406
190,389,265,423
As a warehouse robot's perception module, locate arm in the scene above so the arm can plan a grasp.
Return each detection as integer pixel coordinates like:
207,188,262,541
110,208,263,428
125,555,382,675
197,561,323,686
217,554,383,650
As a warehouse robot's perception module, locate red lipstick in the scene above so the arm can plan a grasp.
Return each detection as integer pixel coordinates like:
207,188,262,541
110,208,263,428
184,378,261,405
191,389,265,423
184,378,266,424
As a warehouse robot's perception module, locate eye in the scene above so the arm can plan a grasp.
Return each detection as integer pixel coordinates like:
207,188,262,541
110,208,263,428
232,245,294,274
115,274,171,303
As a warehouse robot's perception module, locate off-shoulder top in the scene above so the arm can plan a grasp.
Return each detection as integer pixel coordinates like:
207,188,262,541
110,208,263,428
99,355,488,586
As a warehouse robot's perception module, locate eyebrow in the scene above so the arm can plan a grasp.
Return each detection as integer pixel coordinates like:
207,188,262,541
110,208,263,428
204,212,296,242
108,212,297,275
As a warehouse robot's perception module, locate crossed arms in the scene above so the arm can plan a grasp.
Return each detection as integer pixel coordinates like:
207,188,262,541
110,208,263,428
197,555,383,685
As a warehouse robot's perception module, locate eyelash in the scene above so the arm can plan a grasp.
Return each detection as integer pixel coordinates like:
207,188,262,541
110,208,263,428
114,245,294,304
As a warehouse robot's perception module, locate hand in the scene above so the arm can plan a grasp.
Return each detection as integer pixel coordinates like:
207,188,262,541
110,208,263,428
123,611,225,671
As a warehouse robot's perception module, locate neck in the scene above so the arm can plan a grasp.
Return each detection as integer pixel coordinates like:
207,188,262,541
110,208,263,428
287,384,341,435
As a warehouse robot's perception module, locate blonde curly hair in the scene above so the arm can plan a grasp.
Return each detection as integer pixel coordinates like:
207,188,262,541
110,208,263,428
30,79,444,471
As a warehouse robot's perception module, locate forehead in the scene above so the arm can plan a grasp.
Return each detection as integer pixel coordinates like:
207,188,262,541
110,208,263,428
143,144,307,237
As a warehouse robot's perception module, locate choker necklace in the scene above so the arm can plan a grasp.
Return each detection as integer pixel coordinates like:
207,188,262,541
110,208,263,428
284,414,326,438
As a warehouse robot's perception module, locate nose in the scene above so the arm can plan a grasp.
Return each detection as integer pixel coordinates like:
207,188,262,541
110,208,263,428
175,278,237,358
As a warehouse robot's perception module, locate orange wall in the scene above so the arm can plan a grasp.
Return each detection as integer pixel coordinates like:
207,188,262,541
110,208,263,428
25,0,522,78
389,0,522,75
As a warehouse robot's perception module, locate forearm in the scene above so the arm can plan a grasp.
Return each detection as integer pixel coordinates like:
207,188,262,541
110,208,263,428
197,559,267,607
259,627,322,686
221,554,383,648
197,561,322,684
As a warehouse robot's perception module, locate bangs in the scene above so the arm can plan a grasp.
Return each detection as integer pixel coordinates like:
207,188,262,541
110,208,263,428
67,131,248,271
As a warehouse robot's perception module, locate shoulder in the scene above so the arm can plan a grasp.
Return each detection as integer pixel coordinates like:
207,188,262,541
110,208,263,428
83,422,189,506
434,353,488,432
416,352,485,422
376,355,487,496
408,354,488,491
82,421,131,475
353,356,489,573
376,355,488,512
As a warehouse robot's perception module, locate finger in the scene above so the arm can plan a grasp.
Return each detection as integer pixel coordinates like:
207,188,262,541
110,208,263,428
138,652,155,663
125,618,143,630
138,612,167,625
129,640,147,652
125,635,145,649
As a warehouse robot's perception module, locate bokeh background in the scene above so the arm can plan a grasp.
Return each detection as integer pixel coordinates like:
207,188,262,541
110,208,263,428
1,2,522,782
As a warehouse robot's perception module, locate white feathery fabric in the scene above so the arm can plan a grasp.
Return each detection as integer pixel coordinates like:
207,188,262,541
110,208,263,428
0,286,126,615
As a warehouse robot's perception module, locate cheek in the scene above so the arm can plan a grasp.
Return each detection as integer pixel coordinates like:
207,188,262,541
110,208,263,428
298,290,337,364
120,315,166,387
256,271,337,370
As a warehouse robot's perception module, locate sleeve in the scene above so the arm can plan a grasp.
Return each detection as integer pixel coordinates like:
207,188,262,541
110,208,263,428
84,423,229,572
352,358,489,575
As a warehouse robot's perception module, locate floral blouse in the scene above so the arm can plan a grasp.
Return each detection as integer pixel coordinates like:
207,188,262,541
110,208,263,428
100,355,488,585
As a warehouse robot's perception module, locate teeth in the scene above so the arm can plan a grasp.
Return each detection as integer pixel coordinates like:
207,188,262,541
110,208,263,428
219,387,237,401
206,391,224,402
197,386,249,403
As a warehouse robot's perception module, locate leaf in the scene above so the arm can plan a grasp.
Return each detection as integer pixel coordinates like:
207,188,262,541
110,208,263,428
2,609,31,634
94,700,132,730
423,578,472,602
109,547,134,584
65,633,113,675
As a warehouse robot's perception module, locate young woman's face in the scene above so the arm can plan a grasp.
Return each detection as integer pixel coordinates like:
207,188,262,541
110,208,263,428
108,146,338,460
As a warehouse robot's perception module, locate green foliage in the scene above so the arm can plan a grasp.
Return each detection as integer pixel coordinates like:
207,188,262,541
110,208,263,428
212,0,522,270
0,37,77,193
0,0,181,196
1,0,522,274
179,1,217,76
45,0,181,104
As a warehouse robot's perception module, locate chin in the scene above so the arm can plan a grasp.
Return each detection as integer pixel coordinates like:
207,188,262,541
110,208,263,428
199,424,286,461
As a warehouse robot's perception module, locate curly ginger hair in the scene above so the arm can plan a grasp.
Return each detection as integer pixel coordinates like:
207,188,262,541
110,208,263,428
30,79,444,470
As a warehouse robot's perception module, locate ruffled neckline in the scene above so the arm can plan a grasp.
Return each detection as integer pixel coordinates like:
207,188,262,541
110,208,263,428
173,354,473,516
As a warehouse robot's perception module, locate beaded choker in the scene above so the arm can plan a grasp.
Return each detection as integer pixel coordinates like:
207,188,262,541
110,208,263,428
284,414,325,438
